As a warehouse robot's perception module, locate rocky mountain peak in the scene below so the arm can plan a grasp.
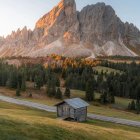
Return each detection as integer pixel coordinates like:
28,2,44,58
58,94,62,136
62,0,76,7
35,0,79,44
0,36,4,46
36,0,76,29
0,0,140,58
78,2,121,45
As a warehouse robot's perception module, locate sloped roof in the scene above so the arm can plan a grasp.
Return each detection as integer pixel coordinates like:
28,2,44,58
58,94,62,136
55,98,89,109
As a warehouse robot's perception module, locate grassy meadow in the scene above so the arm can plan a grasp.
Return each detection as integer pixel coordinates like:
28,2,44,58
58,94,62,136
93,66,122,74
0,87,140,121
0,101,140,140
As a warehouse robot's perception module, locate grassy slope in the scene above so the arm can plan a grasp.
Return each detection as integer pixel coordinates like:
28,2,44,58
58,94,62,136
0,101,140,140
0,87,140,121
22,93,140,121
93,66,122,74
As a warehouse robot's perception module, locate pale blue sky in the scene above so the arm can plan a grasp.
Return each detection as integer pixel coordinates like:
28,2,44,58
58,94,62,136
0,0,140,37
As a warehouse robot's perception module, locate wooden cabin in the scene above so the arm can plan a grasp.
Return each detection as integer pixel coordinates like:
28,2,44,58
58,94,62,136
55,98,89,122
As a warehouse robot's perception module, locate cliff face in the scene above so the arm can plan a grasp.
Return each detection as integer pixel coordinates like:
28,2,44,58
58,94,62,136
0,0,140,58
35,0,80,45
78,3,123,44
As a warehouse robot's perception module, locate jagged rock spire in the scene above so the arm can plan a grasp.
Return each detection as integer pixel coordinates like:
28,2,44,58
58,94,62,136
0,0,140,58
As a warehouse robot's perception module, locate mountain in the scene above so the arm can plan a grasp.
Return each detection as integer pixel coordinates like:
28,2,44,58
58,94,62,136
0,0,140,58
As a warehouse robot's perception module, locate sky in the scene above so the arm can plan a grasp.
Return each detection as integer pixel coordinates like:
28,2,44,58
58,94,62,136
0,0,140,37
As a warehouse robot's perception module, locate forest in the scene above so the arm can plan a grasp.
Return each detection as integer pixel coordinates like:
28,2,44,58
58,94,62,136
0,57,140,113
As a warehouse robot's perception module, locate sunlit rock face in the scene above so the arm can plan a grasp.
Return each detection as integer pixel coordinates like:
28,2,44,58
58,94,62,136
0,0,140,58
36,0,80,45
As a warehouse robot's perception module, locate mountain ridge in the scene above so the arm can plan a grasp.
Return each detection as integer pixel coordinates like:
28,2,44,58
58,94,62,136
0,0,140,58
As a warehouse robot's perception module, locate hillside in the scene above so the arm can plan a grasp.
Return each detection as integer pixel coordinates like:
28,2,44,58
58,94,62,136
0,0,140,58
0,101,140,140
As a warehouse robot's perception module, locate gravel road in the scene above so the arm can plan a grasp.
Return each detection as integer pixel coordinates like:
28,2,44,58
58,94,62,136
0,95,140,127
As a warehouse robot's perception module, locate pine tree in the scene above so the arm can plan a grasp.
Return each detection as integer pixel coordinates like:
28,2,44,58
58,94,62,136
128,103,131,110
97,74,103,91
85,80,94,101
34,75,43,90
136,84,140,101
21,75,26,91
107,93,115,104
64,87,71,98
51,86,56,97
56,77,60,87
62,69,66,79
110,95,115,103
55,88,62,99
16,83,21,97
131,100,136,110
100,91,107,104
7,71,17,89
46,86,52,97
136,99,140,114
46,80,53,97
108,85,115,104
29,93,32,98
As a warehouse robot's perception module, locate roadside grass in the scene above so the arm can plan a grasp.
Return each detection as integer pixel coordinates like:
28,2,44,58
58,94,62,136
88,105,140,121
0,101,140,140
0,87,140,121
86,119,140,133
0,101,56,118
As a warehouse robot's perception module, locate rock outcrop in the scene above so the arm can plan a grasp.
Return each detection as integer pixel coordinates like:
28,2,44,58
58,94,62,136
36,0,80,45
0,0,140,58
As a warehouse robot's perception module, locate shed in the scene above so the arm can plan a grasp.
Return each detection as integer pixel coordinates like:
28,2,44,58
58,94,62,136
55,98,89,122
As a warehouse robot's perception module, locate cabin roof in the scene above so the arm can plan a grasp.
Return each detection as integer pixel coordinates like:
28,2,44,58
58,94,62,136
55,98,89,109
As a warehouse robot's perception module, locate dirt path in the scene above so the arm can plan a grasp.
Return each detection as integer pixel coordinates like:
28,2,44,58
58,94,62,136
0,95,140,127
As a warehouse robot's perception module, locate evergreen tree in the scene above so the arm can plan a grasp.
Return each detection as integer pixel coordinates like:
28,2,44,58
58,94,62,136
136,99,140,114
85,80,94,101
100,91,108,104
56,77,60,87
108,85,115,104
136,84,140,101
51,86,56,97
131,100,136,110
108,93,115,104
64,87,71,98
97,74,103,91
34,75,43,90
110,95,115,103
16,83,21,97
46,86,52,97
21,75,26,91
100,81,108,94
55,88,62,99
128,103,131,110
62,69,66,79
7,71,17,89
29,93,32,98
47,76,57,97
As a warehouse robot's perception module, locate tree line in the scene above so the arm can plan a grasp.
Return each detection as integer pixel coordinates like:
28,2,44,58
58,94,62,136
0,58,140,113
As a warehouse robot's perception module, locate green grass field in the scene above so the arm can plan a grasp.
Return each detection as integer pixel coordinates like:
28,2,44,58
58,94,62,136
0,87,140,122
0,101,140,140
